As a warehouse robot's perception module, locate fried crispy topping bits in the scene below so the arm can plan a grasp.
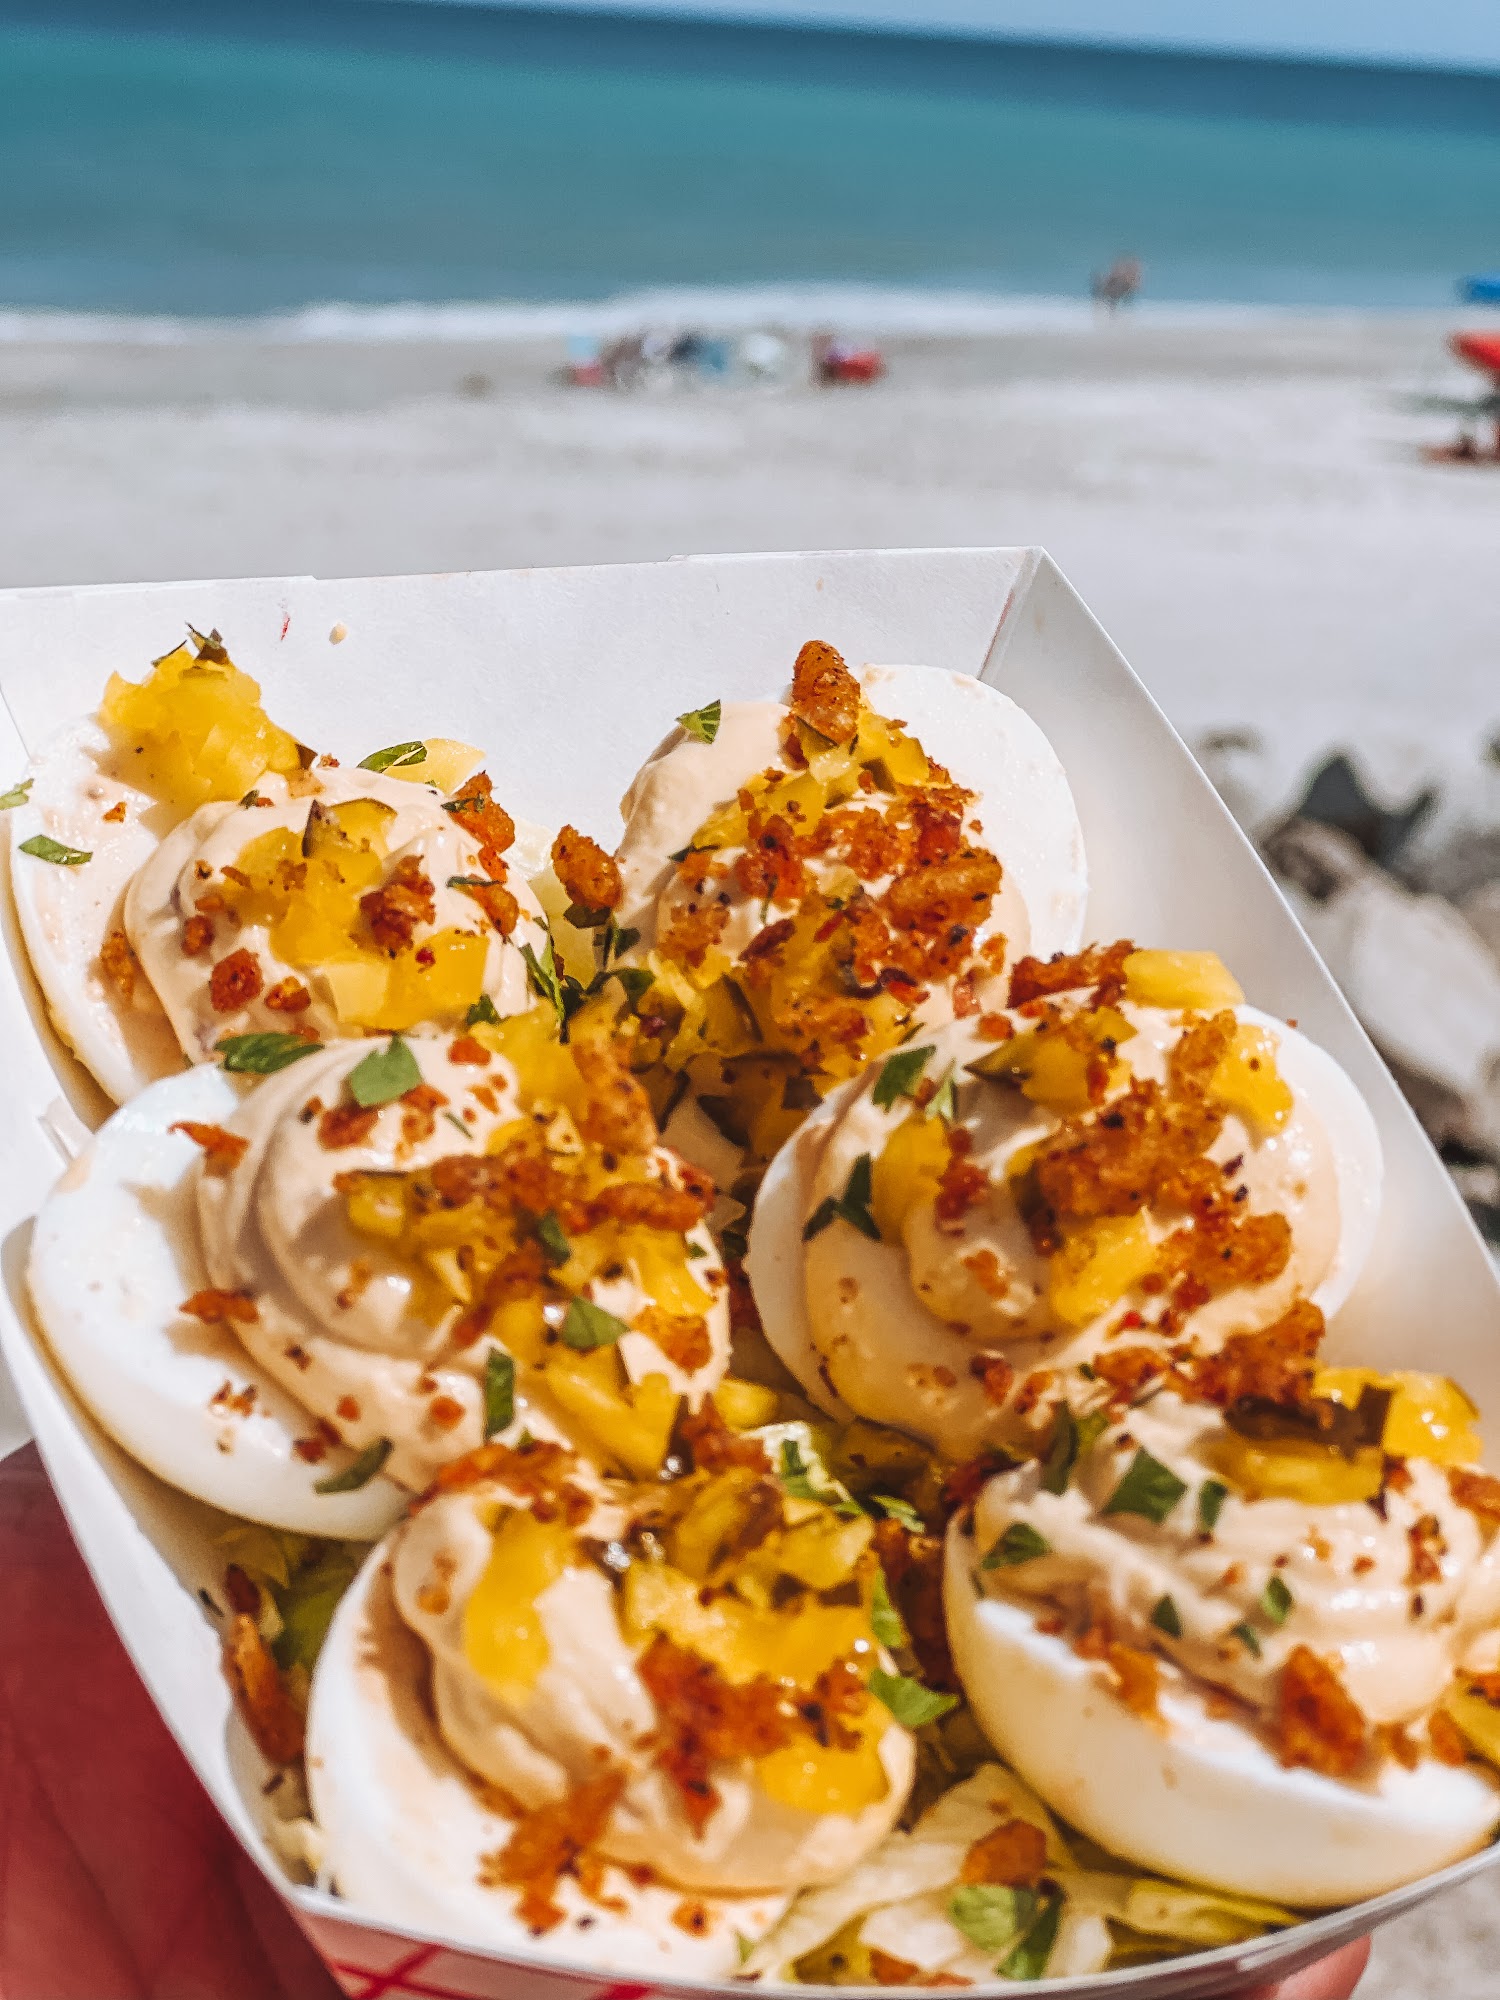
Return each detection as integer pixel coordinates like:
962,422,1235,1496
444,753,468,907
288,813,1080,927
1275,1646,1369,1777
790,639,862,745
552,824,622,916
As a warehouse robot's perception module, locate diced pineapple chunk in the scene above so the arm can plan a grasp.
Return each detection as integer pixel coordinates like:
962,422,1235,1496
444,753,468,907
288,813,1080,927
382,739,484,794
756,1724,890,1815
1210,1023,1293,1133
773,1511,874,1591
542,1357,679,1479
1124,949,1245,1012
474,1005,584,1113
1441,1685,1500,1768
330,796,398,850
319,955,391,1025
374,928,488,1032
871,1112,951,1243
340,1171,409,1241
100,641,301,813
1208,1433,1384,1506
712,1377,782,1431
855,707,930,788
491,1297,548,1367
1315,1368,1482,1466
621,1561,869,1686
462,1509,577,1695
1048,1215,1157,1326
625,1230,713,1319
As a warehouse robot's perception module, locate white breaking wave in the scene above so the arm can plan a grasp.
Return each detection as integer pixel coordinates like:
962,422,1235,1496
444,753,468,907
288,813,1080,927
0,283,1297,346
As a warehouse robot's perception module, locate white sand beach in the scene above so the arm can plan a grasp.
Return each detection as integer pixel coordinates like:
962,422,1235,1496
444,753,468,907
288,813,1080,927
4,305,1500,1992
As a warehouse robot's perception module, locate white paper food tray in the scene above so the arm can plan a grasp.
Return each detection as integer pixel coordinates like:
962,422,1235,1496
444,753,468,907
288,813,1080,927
1,547,1497,1998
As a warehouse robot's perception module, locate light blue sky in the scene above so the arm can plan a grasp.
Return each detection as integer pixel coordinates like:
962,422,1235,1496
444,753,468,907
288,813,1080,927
455,0,1500,71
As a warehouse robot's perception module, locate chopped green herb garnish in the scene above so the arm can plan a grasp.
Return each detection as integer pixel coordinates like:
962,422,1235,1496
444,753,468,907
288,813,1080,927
1151,1594,1183,1638
1041,1407,1079,1496
560,1296,630,1351
358,740,426,773
483,1348,515,1437
536,1209,571,1266
870,1493,925,1533
450,873,506,891
1232,1619,1263,1657
870,1567,908,1649
348,1035,421,1109
779,1437,819,1501
1198,1478,1229,1534
564,899,610,929
270,1546,361,1671
982,1522,1051,1568
217,1032,324,1074
872,1044,934,1110
442,1110,471,1140
522,937,586,1035
928,1067,958,1124
868,1668,958,1729
1102,1448,1188,1525
803,1153,882,1243
314,1437,392,1493
606,920,640,962
20,834,90,865
1261,1575,1294,1625
601,965,654,1007
0,776,33,810
676,699,722,744
948,1885,1036,1957
466,993,500,1027
1000,1892,1061,1980
239,788,263,807
735,1933,755,1968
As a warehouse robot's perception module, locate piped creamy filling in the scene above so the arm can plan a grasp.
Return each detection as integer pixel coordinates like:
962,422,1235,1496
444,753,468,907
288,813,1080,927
795,954,1364,1459
969,1393,1500,1734
188,1020,732,1489
390,1434,915,1898
126,765,544,1062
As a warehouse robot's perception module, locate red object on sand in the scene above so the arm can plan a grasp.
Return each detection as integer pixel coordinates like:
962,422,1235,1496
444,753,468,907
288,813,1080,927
1451,332,1500,379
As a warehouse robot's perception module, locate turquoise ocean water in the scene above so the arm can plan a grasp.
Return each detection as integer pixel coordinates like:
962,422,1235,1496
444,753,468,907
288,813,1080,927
2,0,1499,324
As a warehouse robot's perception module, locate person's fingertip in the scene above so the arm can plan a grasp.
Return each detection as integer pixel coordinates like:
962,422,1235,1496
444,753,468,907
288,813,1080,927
1241,1934,1372,2000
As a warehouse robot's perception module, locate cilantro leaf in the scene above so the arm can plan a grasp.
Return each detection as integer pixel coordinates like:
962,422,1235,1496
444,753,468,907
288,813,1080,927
1101,1448,1188,1525
870,1568,908,1650
522,937,585,1035
348,1036,421,1109
1261,1575,1294,1625
676,699,722,744
1000,1892,1061,1980
598,965,654,1007
536,1209,571,1266
948,1885,1036,1957
442,1110,471,1141
779,1437,820,1502
483,1348,515,1438
802,1196,840,1242
466,993,500,1027
561,1297,630,1351
1151,1593,1183,1638
314,1437,392,1493
870,1493,925,1532
1040,1407,1078,1496
565,899,610,930
358,741,426,773
1232,1619,1263,1657
928,1067,958,1124
217,1032,324,1074
1198,1477,1229,1534
982,1522,1051,1569
868,1668,958,1729
0,776,33,810
872,1044,933,1110
20,834,90,866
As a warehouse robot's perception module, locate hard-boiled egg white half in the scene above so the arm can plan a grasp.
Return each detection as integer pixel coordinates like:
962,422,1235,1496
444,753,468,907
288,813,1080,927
306,1536,789,1975
748,965,1382,1459
27,1059,406,1538
9,715,188,1103
944,1395,1500,1907
28,1024,732,1529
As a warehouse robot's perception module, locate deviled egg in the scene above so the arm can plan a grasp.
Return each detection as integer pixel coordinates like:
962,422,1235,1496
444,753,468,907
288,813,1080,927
945,1382,1500,1904
309,1418,915,1951
28,1003,732,1527
748,944,1382,1458
9,629,547,1100
607,642,1086,1171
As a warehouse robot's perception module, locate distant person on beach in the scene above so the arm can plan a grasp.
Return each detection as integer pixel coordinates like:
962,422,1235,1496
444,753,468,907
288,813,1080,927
1092,256,1143,310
